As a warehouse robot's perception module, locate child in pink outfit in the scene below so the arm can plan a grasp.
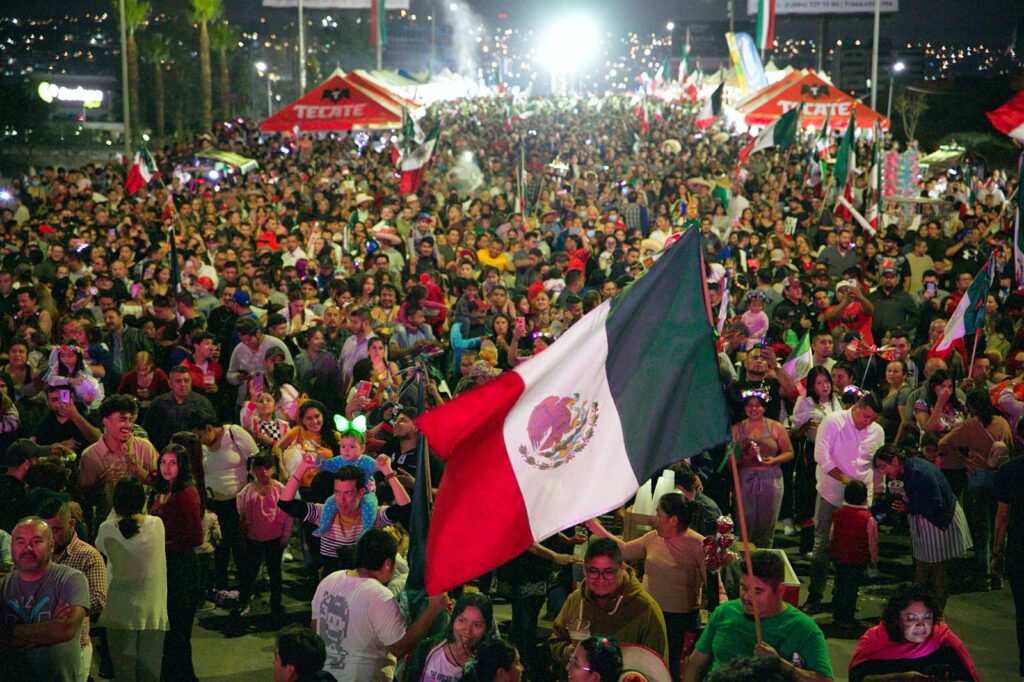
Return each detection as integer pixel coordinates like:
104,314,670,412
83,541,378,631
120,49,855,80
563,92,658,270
742,291,770,349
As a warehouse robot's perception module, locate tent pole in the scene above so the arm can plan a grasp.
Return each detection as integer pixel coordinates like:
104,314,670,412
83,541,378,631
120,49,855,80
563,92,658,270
298,0,306,92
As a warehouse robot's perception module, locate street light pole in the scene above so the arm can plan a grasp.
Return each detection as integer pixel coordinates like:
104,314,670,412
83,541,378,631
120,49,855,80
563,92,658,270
870,0,880,111
430,0,436,75
886,61,904,121
118,0,131,155
297,0,306,92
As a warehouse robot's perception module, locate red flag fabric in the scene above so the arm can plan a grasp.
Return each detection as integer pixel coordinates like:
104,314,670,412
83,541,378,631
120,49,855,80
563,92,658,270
987,91,1024,143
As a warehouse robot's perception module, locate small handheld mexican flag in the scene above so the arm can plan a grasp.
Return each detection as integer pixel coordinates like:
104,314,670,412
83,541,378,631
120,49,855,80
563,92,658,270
738,103,801,164
935,256,995,352
125,144,157,195
782,332,812,382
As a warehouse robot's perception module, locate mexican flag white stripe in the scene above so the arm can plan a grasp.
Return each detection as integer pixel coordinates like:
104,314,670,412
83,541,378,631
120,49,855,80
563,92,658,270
416,230,729,593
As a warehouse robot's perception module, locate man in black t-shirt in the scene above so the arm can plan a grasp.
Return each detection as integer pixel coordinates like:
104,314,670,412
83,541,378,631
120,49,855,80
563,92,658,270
33,386,102,450
725,347,797,424
383,409,445,490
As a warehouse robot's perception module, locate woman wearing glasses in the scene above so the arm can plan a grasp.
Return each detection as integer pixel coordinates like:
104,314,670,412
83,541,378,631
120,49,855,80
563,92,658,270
566,636,623,682
848,583,979,682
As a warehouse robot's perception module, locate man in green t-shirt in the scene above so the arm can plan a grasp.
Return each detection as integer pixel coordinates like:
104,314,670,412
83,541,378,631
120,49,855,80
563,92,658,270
684,551,834,681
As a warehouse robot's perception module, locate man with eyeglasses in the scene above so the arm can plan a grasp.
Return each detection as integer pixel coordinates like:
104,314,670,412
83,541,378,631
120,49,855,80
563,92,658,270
549,538,667,669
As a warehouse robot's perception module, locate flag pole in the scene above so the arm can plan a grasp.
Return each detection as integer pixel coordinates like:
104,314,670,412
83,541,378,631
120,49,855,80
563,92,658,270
968,329,982,379
416,360,435,506
152,169,186,293
728,449,763,644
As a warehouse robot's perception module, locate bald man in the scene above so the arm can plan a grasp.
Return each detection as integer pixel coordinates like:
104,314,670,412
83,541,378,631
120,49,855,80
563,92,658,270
0,516,89,681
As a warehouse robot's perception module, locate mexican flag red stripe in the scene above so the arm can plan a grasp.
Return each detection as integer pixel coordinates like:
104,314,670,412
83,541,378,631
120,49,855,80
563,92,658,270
416,230,730,593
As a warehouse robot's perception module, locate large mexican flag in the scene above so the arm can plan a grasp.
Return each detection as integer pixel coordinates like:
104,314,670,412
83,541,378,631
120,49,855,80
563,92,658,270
416,229,731,593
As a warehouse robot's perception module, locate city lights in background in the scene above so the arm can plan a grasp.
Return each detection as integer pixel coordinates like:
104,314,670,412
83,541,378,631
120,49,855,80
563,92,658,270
0,10,1018,103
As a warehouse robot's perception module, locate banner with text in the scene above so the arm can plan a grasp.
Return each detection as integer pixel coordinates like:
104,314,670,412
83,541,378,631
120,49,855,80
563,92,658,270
747,0,897,14
263,0,409,9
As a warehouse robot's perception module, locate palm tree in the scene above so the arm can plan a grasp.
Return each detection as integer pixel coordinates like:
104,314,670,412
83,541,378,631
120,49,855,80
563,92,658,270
121,0,150,144
140,32,171,140
208,22,238,121
189,0,222,133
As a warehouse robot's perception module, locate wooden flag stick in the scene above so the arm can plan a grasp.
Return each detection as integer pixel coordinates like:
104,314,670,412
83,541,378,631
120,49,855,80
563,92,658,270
728,448,763,644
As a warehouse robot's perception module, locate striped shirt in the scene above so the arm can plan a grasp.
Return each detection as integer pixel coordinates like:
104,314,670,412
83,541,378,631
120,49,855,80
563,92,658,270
300,503,393,560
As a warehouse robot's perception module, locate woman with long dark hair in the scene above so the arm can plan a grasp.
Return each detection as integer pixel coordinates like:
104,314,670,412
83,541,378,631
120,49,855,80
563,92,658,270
95,477,168,682
149,442,203,682
277,399,341,484
790,365,842,549
915,369,969,499
421,593,497,681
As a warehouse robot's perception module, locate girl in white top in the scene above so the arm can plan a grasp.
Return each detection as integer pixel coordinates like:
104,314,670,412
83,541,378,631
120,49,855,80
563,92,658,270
790,365,844,547
95,477,169,682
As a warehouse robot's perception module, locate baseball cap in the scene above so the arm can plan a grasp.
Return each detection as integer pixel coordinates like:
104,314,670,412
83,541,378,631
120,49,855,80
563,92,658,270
3,439,51,466
232,290,251,306
265,346,287,361
196,276,215,292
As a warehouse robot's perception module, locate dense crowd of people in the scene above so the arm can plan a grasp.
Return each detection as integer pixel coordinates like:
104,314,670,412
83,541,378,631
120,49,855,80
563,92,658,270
0,94,1019,681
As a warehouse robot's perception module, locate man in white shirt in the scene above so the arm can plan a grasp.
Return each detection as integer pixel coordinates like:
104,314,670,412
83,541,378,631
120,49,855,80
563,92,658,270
311,530,447,682
281,231,309,268
804,393,884,613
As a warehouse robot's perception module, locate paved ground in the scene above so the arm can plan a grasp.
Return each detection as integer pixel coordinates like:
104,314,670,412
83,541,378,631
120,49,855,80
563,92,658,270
90,530,1019,681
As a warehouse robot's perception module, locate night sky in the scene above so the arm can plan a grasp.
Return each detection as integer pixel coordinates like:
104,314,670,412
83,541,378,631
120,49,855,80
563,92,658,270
2,0,1021,46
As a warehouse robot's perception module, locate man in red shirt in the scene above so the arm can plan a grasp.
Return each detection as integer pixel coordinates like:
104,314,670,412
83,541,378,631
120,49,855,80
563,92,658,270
825,279,876,346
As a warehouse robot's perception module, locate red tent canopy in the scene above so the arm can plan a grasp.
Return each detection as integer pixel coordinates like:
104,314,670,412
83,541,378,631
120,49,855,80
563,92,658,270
739,71,889,130
347,70,421,110
260,69,402,133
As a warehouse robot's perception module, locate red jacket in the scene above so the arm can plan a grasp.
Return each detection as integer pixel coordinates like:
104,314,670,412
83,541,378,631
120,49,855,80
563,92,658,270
829,504,877,566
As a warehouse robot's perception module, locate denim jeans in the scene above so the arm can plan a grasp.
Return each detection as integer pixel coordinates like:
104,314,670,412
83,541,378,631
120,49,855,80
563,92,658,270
808,495,839,601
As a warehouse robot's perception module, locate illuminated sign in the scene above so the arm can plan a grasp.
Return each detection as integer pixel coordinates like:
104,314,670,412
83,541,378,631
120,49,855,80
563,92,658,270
294,104,367,119
747,0,897,14
37,81,105,109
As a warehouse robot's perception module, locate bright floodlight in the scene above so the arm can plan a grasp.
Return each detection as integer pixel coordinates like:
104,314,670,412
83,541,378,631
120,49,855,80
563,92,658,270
255,61,268,72
666,21,675,31
449,2,458,11
539,15,600,73
893,61,906,72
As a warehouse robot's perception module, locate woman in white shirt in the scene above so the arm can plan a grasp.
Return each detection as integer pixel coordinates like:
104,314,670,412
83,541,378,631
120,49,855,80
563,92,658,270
791,365,843,553
95,477,169,682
